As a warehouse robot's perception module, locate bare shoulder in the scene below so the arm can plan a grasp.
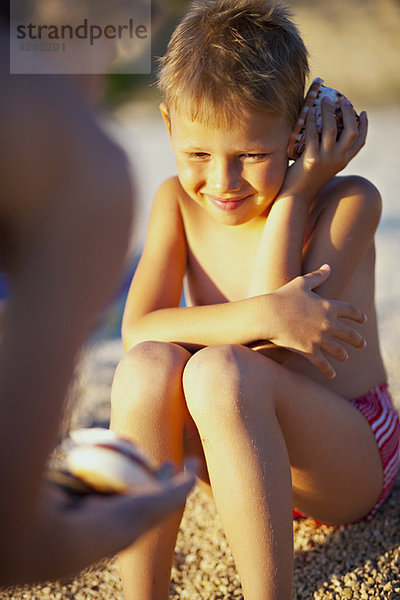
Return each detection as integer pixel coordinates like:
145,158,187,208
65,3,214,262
312,175,382,233
0,73,129,211
320,175,381,215
0,70,131,241
145,177,186,243
0,30,121,180
151,176,190,220
0,74,60,211
155,176,186,203
0,66,132,275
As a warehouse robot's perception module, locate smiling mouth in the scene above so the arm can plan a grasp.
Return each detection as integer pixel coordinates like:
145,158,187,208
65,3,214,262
206,194,250,211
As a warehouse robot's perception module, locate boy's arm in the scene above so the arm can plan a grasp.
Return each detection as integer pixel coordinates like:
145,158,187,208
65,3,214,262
122,179,187,351
301,176,382,300
247,192,308,296
249,174,381,369
122,179,267,351
248,97,369,297
121,181,366,378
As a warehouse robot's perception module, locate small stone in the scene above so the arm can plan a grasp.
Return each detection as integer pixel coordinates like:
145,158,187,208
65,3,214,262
185,553,197,564
41,587,52,596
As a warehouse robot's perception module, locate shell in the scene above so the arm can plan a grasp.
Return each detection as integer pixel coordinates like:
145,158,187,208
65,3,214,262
66,444,156,494
61,428,160,495
69,428,157,470
287,77,360,160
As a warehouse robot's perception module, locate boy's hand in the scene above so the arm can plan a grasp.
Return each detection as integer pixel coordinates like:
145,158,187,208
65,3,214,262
281,98,368,202
267,265,366,378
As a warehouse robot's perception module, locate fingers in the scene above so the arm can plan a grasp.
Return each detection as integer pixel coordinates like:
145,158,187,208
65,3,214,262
305,328,366,378
314,319,366,377
302,263,331,290
121,472,196,532
72,461,197,558
320,96,338,154
118,461,197,520
345,109,368,159
358,110,368,145
44,468,196,577
338,97,358,145
316,300,366,375
334,299,367,324
340,97,367,158
306,349,336,379
331,320,366,349
318,95,366,167
321,339,349,362
304,106,319,155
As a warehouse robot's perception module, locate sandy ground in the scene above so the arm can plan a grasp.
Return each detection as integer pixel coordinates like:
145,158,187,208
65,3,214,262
2,107,400,599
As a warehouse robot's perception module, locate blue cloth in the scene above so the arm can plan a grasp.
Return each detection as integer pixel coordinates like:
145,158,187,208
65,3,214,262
0,272,9,299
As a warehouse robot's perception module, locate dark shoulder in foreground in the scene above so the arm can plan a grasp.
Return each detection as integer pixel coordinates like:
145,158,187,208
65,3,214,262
0,32,131,223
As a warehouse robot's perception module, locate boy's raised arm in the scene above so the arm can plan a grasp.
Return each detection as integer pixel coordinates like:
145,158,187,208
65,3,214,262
248,97,371,298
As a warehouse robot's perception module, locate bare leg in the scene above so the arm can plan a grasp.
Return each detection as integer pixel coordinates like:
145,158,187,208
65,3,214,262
110,341,192,600
183,344,383,600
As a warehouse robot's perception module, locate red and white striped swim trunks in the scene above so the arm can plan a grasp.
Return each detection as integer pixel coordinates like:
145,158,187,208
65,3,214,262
350,383,400,521
293,384,400,523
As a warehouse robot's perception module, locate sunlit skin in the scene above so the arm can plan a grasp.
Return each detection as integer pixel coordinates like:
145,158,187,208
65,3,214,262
111,96,389,600
162,104,292,226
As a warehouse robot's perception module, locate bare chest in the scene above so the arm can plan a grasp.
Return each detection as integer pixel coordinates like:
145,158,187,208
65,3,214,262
182,213,264,306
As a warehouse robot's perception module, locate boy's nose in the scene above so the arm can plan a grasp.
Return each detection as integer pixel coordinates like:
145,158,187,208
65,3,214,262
208,159,241,194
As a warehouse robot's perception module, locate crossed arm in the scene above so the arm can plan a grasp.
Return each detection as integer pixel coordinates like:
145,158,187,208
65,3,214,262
121,186,376,378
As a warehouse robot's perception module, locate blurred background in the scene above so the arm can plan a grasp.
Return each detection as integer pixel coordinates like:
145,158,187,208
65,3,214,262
103,0,400,109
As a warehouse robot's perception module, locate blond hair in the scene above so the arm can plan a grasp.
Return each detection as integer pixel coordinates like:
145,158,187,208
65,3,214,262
157,0,309,127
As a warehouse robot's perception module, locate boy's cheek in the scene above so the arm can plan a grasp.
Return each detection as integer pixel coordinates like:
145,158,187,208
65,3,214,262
175,171,200,199
259,161,288,194
175,157,194,177
176,170,192,190
176,164,202,189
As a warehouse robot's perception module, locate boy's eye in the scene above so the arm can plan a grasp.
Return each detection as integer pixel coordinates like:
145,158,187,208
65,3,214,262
241,153,269,161
186,152,209,159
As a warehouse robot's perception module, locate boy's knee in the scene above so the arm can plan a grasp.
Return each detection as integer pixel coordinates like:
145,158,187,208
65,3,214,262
111,341,190,418
114,341,189,385
183,344,252,419
184,343,243,381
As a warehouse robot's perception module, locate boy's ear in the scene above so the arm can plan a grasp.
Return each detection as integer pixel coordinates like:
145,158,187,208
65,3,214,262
159,102,172,138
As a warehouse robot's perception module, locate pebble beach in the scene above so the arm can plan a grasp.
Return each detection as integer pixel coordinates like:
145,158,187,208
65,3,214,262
1,107,400,599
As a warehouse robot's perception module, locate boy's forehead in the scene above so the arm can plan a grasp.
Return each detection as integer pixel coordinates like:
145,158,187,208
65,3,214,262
169,106,291,147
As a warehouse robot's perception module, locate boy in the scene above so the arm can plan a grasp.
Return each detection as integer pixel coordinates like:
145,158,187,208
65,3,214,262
110,1,400,598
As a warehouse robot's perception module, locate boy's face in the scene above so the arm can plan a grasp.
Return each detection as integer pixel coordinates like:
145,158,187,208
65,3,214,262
161,103,292,226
